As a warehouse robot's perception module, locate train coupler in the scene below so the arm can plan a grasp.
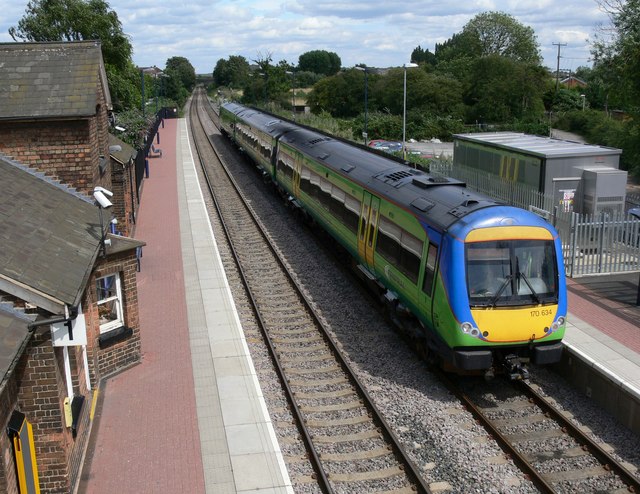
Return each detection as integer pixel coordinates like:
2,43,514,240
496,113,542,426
503,356,530,381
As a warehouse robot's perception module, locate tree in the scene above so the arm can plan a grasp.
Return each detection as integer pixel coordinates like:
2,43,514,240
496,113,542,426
464,55,548,123
9,0,139,110
462,12,541,64
212,55,250,89
306,68,380,117
298,50,341,76
590,0,640,176
411,45,436,66
591,0,640,109
166,56,196,92
435,12,540,65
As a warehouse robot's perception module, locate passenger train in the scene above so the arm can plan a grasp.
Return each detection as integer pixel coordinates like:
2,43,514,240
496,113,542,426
219,102,567,379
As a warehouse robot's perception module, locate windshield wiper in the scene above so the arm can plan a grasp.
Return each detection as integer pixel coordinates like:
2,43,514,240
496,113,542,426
517,271,541,304
489,275,512,308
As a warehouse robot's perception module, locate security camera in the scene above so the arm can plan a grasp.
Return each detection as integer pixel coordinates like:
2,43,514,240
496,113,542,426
94,186,113,197
93,190,113,208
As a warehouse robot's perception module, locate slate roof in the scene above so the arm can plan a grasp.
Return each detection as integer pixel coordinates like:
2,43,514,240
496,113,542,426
0,40,112,121
108,134,136,165
0,306,35,386
0,154,102,313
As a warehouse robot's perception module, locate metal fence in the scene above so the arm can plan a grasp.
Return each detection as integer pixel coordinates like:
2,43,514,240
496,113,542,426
429,161,640,277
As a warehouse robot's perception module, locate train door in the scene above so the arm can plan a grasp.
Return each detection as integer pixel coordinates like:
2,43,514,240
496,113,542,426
357,192,380,270
270,140,279,179
292,154,302,197
418,241,439,323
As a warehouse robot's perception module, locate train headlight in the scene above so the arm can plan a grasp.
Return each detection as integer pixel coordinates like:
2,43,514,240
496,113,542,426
550,316,566,332
460,322,482,338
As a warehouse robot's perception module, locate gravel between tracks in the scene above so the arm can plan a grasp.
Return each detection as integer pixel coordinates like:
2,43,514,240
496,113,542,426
195,101,640,493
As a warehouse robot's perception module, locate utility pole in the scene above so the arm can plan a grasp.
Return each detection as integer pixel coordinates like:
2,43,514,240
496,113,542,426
553,42,567,94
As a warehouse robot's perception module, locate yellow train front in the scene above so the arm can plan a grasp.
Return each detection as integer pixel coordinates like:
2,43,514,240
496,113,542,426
435,207,567,379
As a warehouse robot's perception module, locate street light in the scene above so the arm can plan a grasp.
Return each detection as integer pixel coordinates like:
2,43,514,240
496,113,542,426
355,66,369,145
580,94,586,111
402,63,418,160
286,70,296,120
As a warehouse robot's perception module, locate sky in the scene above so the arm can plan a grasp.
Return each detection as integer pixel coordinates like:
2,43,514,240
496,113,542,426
0,0,611,75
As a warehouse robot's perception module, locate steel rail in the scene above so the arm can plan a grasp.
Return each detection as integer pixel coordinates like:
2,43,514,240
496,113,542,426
191,88,431,493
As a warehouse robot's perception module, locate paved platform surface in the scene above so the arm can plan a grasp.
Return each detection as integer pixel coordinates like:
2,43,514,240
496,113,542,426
76,117,640,493
565,274,640,396
77,118,291,494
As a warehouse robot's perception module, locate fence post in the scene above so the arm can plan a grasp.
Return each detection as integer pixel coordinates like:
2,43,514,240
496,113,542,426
568,212,577,278
156,132,160,145
145,158,149,178
597,212,606,273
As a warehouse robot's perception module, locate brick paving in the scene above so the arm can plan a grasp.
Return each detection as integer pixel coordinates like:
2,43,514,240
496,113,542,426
78,119,206,493
567,275,640,354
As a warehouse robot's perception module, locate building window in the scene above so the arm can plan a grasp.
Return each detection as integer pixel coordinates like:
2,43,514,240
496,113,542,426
96,274,123,333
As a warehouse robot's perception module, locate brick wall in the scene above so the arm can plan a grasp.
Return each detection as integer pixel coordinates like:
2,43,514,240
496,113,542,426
87,251,141,381
12,328,71,493
110,158,136,237
0,89,112,198
0,244,142,492
0,378,19,494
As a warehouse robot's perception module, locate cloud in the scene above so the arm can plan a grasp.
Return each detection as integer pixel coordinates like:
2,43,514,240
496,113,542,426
0,0,609,73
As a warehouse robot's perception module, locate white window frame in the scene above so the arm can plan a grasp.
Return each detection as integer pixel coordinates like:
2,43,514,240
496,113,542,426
96,273,124,333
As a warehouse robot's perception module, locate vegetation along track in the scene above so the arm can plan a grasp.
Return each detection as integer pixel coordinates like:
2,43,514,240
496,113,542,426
189,89,430,493
448,373,640,493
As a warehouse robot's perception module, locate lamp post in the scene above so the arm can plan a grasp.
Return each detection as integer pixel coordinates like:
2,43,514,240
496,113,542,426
580,94,586,111
355,66,369,145
286,70,296,120
402,63,418,160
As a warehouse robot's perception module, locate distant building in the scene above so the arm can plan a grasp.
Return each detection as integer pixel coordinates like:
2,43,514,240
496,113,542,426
560,75,587,89
453,132,626,215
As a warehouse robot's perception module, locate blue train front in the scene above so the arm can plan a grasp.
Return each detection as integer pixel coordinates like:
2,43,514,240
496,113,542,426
219,102,568,379
431,207,567,378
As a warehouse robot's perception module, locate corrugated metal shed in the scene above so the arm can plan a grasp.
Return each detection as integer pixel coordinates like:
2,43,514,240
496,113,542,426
0,40,112,120
454,132,621,159
0,154,102,313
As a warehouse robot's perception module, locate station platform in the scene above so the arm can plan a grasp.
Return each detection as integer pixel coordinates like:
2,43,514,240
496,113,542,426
77,117,640,493
77,118,292,494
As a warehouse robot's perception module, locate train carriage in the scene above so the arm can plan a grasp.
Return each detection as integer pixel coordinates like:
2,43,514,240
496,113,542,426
220,102,567,379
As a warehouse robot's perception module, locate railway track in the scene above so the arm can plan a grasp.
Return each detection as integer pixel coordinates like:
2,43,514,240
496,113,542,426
192,88,640,493
447,373,640,493
189,88,430,493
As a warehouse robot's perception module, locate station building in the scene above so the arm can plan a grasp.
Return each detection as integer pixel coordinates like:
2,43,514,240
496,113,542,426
0,41,144,493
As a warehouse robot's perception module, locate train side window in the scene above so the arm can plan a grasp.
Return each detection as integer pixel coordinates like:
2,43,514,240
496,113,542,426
422,242,438,296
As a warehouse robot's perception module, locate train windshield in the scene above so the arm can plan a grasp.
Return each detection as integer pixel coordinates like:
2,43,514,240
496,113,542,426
466,239,558,307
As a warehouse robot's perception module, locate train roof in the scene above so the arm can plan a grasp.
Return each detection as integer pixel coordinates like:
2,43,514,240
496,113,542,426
222,102,297,138
278,128,502,233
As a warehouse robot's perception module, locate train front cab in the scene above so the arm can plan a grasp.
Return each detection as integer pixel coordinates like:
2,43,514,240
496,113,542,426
444,222,567,377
